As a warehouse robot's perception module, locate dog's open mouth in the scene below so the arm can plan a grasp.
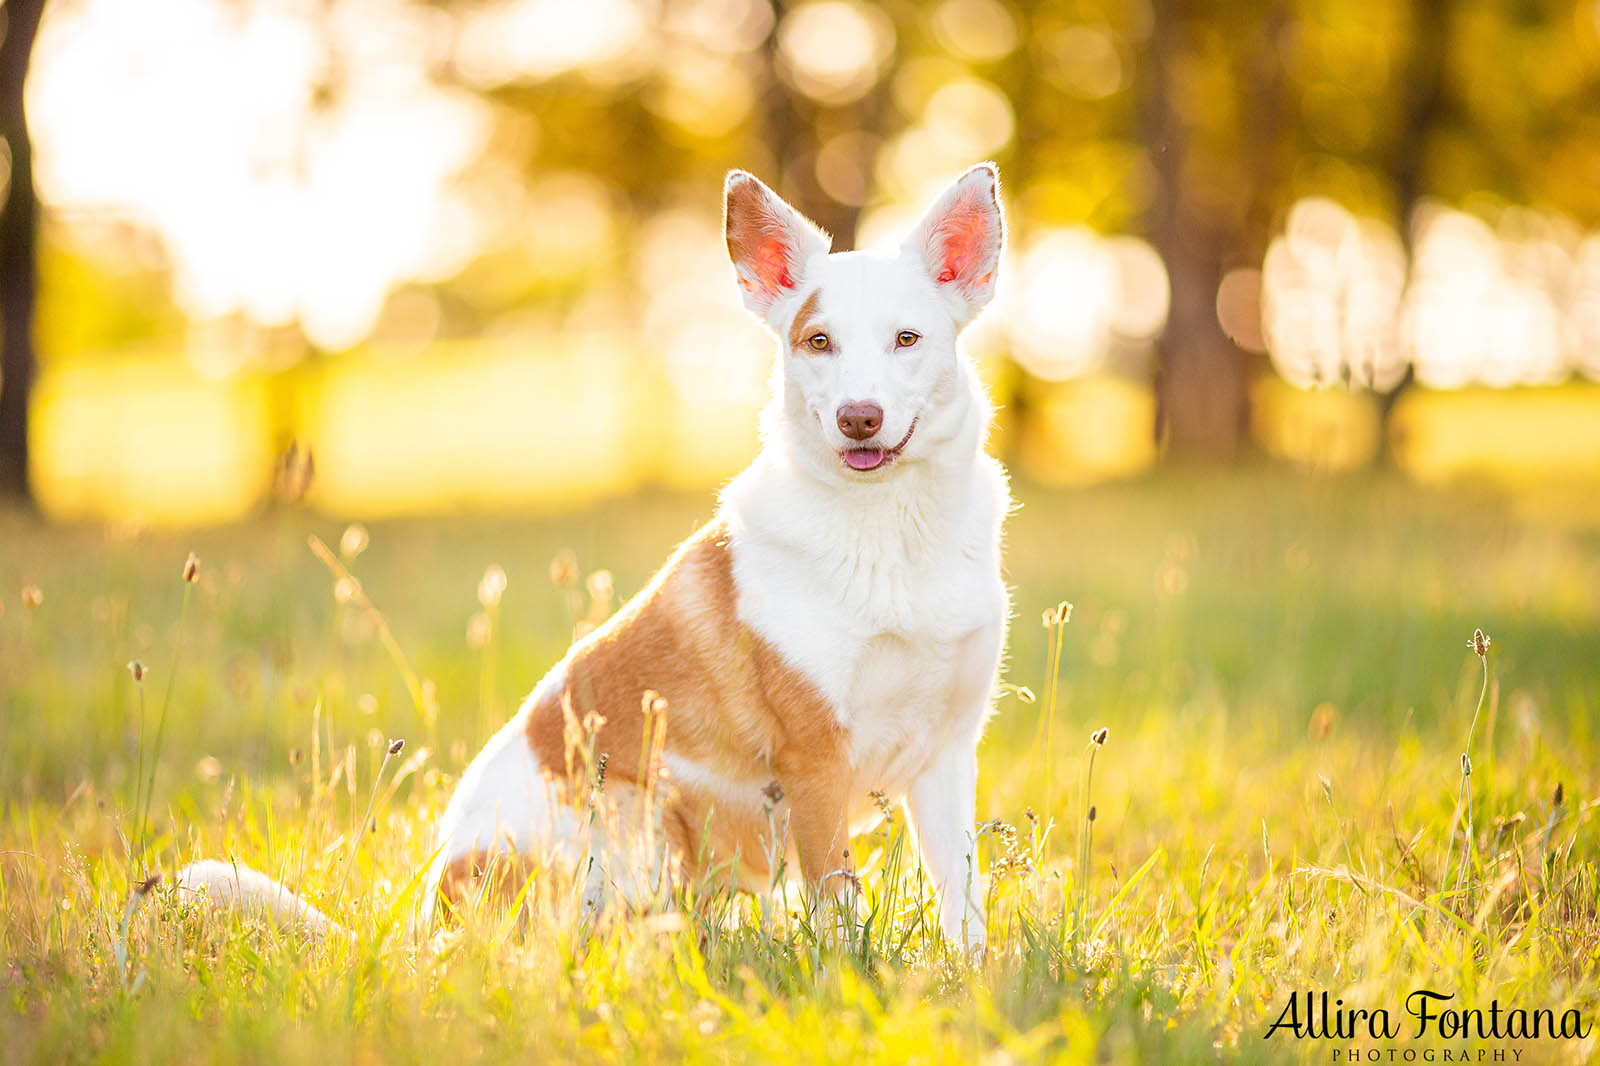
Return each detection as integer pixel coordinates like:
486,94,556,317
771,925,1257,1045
842,420,916,472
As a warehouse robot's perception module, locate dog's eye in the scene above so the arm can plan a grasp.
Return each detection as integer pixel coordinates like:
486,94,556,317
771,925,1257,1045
807,333,830,352
896,330,920,349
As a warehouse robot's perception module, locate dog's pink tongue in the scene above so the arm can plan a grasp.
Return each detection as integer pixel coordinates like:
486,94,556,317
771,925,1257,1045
845,448,885,471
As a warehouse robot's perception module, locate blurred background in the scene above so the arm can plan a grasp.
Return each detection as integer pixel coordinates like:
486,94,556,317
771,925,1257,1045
2,0,1600,524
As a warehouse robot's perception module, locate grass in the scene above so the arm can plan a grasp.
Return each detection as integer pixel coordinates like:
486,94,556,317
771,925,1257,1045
2,465,1598,1064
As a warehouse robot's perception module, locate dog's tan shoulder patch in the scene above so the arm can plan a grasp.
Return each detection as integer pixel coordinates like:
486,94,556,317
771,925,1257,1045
521,519,850,883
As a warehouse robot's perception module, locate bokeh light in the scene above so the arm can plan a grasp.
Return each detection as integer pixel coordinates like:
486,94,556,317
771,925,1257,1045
30,0,490,352
9,0,1600,524
1404,204,1575,389
998,228,1169,381
1261,197,1407,390
776,1,895,106
454,0,651,87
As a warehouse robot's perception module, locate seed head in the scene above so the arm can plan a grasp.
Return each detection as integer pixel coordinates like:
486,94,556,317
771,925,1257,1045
20,583,42,609
135,873,161,896
548,549,580,589
585,569,614,603
1553,782,1565,807
466,611,492,649
182,553,200,584
478,564,507,608
1460,753,1472,776
127,659,146,682
1091,726,1109,747
1013,685,1036,704
1467,628,1491,657
1087,805,1097,822
1041,601,1074,628
388,737,405,756
761,780,784,805
339,524,370,559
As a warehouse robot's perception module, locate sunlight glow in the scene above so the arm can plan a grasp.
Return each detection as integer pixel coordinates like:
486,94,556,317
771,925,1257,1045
777,1,896,106
921,77,1015,159
1263,196,1600,391
32,359,274,525
927,0,1017,63
1261,197,1407,390
634,210,771,485
29,0,491,351
998,228,1169,381
453,0,650,86
1404,205,1574,388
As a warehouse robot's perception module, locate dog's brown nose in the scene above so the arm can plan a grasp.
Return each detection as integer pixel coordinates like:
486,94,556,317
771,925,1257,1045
836,403,883,441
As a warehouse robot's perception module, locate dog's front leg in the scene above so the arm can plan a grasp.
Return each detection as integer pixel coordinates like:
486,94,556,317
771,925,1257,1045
905,743,985,956
776,753,855,938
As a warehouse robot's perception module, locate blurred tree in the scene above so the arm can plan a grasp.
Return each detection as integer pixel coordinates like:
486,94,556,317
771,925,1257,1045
759,0,888,249
0,0,46,499
1375,0,1452,443
1141,0,1289,456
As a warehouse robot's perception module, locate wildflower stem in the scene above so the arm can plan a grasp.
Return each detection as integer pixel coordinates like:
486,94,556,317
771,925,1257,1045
1452,651,1490,895
137,580,193,871
1442,636,1490,900
1076,740,1099,951
333,742,401,907
1322,780,1359,877
307,535,428,721
131,678,147,874
1043,607,1067,810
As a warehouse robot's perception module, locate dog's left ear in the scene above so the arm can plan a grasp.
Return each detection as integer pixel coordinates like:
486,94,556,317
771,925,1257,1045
902,163,1005,326
724,171,832,319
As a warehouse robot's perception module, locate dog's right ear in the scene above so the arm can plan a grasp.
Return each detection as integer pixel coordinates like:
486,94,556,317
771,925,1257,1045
724,171,831,318
902,163,1005,327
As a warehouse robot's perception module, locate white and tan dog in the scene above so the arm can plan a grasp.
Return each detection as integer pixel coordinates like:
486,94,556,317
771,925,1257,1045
182,163,1011,952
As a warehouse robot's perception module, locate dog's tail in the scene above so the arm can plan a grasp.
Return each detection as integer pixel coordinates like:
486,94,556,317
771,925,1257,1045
173,860,342,936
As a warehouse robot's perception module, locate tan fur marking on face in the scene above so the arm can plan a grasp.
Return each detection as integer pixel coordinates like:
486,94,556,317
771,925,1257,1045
786,288,824,353
523,521,853,888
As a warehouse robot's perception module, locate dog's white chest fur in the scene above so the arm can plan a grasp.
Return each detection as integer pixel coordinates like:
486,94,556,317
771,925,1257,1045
725,446,1009,819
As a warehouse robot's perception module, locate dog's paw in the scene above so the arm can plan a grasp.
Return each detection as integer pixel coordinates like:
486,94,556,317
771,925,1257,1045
943,912,987,961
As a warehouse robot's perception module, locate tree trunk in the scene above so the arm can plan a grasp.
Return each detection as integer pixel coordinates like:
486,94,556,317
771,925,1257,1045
1377,0,1449,455
759,0,876,251
0,0,46,500
1142,0,1249,458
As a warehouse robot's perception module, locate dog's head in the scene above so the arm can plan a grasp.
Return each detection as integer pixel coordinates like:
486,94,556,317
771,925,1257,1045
723,164,1004,480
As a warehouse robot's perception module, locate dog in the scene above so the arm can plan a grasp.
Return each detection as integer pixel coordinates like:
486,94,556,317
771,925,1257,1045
179,163,1011,954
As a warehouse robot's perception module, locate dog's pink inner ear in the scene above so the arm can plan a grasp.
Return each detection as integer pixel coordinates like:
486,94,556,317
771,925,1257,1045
745,231,795,294
727,179,802,300
932,184,998,292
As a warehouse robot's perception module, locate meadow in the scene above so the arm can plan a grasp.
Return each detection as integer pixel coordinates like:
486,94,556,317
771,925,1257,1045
2,467,1597,1064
